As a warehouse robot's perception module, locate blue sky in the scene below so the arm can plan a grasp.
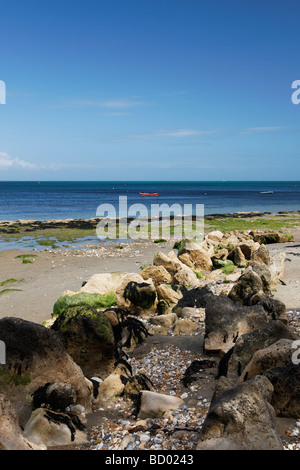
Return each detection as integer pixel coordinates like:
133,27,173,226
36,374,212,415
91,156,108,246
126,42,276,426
0,0,300,181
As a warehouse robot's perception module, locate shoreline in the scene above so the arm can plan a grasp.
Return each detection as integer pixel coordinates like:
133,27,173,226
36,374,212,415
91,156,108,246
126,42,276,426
0,217,300,450
0,210,299,252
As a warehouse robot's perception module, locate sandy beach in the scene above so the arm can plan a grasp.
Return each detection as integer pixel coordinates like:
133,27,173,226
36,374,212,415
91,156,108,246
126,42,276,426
0,240,175,323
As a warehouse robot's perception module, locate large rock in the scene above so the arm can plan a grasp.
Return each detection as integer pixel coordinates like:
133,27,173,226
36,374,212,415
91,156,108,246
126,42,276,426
232,246,246,267
255,296,287,323
264,362,300,418
0,394,44,450
79,273,127,295
250,245,270,266
218,320,297,381
228,264,271,305
32,382,78,411
172,319,202,335
238,339,295,382
51,305,115,379
153,251,185,277
206,230,224,243
204,294,268,354
251,231,294,244
173,266,200,287
238,240,260,259
0,317,92,427
197,376,283,450
123,374,155,403
113,311,150,354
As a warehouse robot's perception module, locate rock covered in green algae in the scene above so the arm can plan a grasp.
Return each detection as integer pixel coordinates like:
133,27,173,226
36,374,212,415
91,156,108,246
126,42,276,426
51,305,116,379
52,292,117,317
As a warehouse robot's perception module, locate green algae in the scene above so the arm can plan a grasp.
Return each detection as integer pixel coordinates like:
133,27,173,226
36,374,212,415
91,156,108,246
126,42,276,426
52,292,117,317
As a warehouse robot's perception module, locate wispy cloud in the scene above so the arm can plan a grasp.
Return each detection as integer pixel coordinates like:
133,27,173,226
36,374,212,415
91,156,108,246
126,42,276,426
47,97,151,110
128,128,220,140
0,152,36,169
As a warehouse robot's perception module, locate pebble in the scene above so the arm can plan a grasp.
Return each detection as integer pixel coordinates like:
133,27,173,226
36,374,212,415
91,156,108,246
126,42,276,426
82,298,300,452
88,343,211,451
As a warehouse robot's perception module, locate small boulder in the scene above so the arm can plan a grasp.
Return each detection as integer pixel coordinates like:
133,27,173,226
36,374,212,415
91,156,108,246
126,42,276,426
97,364,131,402
137,391,184,419
123,374,155,403
173,266,200,287
149,312,177,329
140,265,172,287
32,382,77,411
156,284,183,306
23,408,87,448
118,278,157,316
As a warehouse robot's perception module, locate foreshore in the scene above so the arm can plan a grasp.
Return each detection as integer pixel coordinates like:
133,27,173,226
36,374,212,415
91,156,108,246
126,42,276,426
0,210,300,451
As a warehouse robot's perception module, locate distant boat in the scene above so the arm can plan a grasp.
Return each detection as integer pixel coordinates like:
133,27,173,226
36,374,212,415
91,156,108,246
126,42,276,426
139,192,159,196
260,191,274,194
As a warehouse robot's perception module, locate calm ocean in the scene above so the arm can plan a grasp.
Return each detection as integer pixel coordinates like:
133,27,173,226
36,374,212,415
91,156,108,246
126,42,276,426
0,181,299,221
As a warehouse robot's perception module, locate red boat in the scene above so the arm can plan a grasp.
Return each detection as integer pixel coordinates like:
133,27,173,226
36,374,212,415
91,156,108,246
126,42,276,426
139,192,159,196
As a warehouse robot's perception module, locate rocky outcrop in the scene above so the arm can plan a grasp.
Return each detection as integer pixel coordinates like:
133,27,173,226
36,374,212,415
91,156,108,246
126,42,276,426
218,320,297,381
197,376,283,450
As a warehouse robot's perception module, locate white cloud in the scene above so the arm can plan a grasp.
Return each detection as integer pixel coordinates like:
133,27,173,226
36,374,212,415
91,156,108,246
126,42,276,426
0,152,36,169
